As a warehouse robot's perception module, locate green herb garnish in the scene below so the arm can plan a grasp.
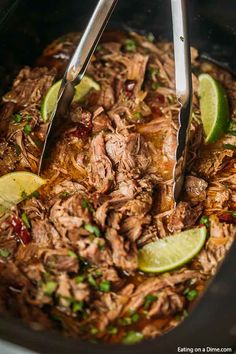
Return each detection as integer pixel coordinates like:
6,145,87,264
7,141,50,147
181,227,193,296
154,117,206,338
21,190,40,200
90,326,99,335
108,326,118,335
152,82,160,90
43,281,57,296
143,294,157,310
131,313,140,323
72,300,84,313
200,215,209,228
0,249,10,258
99,280,110,293
24,124,32,135
68,250,77,259
60,191,70,198
75,275,85,284
82,199,89,209
84,223,101,237
21,212,31,229
122,331,144,345
133,112,142,120
88,274,97,288
119,317,132,326
12,114,22,123
149,67,159,76
124,39,136,52
185,289,198,301
31,190,40,198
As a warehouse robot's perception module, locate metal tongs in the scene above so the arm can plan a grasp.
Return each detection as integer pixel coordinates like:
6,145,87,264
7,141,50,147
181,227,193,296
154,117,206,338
171,0,192,202
38,0,118,173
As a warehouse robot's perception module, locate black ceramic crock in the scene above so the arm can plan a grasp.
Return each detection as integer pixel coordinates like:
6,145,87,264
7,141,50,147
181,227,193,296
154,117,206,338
0,1,235,353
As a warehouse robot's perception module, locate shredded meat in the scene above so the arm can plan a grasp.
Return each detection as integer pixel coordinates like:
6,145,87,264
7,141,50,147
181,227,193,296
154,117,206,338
88,132,114,193
0,31,235,345
167,202,202,233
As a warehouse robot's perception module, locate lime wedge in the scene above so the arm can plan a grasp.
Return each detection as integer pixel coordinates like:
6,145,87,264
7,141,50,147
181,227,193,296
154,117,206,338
0,172,45,215
199,73,229,143
138,227,207,273
41,76,100,122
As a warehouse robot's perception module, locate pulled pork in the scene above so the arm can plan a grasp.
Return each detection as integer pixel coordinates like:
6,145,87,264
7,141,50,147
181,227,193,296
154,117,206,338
0,31,235,344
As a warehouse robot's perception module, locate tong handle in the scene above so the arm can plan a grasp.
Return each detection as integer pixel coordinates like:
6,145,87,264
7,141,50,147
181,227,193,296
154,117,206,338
63,0,118,88
171,0,192,104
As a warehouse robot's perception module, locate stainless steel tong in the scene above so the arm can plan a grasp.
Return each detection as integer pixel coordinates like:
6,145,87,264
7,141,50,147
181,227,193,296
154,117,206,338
171,0,192,202
38,0,118,173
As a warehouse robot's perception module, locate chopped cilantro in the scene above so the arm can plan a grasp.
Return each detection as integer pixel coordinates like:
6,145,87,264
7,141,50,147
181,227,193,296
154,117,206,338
68,250,77,259
90,326,99,335
143,294,157,310
124,39,136,52
149,67,160,76
185,289,198,301
43,281,57,296
108,326,118,335
21,212,31,229
122,331,144,345
24,124,32,135
93,270,102,277
99,280,110,293
82,199,94,212
75,275,85,284
131,312,140,323
31,190,40,198
119,317,132,326
21,190,40,200
133,112,142,120
25,115,32,121
0,249,10,258
60,191,70,198
200,215,209,228
88,274,97,288
82,199,89,209
98,243,105,251
12,114,22,123
84,223,101,237
72,300,84,313
152,82,160,90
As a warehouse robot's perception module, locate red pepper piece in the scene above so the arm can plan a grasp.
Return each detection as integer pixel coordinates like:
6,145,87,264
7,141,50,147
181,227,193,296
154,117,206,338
219,212,236,224
10,215,31,245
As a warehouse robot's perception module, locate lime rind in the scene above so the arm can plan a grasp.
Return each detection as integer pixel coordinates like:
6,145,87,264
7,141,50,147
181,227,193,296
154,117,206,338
199,73,229,143
41,76,100,122
138,227,207,273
